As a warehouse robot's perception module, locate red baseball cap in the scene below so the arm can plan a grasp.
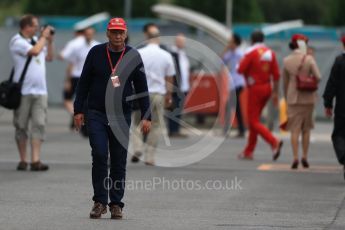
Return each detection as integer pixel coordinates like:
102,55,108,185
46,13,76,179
107,17,127,31
291,34,309,43
341,35,345,44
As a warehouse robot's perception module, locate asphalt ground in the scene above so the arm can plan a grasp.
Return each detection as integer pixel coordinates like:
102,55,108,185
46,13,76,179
0,108,344,230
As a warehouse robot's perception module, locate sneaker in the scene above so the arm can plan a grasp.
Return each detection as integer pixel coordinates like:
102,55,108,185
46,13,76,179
110,204,123,219
90,202,107,219
30,161,49,171
17,161,28,171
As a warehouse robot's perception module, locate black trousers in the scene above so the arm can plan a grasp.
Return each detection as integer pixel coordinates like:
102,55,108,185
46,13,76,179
224,87,245,134
332,114,345,165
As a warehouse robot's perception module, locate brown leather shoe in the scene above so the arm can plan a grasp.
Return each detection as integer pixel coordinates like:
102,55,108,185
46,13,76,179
30,161,49,171
90,202,107,219
17,161,28,171
110,204,123,219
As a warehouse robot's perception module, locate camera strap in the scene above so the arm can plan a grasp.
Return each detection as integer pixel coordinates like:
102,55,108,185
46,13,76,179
9,38,37,84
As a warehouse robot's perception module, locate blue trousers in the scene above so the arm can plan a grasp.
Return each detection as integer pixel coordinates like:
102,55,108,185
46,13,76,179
87,110,131,208
168,92,187,134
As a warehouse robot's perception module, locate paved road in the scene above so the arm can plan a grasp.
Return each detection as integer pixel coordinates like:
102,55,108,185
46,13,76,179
0,108,344,230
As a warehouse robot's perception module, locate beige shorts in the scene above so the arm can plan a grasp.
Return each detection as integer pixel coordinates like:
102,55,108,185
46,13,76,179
286,104,314,132
13,94,48,141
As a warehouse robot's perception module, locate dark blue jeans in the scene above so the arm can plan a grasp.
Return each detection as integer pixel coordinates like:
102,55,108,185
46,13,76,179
87,110,131,208
168,92,187,134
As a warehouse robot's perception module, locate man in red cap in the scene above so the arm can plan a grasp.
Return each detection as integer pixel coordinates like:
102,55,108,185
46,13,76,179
74,17,152,219
323,35,345,180
237,30,283,160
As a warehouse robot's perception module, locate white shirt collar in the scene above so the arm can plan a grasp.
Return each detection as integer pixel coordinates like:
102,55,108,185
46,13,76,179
147,43,160,48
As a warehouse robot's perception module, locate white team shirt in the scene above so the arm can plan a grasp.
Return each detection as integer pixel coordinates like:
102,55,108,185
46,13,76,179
60,36,100,77
9,33,47,95
138,44,176,95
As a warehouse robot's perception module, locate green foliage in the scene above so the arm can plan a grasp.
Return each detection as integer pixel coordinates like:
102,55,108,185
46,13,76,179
256,0,333,25
0,0,22,23
172,0,264,23
327,0,345,26
0,0,343,26
233,0,264,23
172,0,226,22
22,0,123,16
21,0,158,17
131,0,159,18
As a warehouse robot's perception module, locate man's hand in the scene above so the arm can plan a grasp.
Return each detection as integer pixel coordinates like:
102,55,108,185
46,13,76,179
164,93,173,110
325,107,333,118
41,26,53,40
141,120,151,135
74,113,84,131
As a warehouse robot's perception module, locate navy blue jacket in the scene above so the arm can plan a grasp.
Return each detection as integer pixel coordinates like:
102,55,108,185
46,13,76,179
74,43,151,120
323,53,345,115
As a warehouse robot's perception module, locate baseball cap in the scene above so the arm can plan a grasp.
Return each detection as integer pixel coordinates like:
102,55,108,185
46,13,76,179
107,17,127,31
341,35,345,44
291,34,309,43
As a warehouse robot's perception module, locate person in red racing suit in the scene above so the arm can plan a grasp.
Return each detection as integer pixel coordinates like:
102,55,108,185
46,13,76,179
237,30,283,160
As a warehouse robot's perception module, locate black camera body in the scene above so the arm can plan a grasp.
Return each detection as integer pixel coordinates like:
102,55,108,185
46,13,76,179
42,24,55,35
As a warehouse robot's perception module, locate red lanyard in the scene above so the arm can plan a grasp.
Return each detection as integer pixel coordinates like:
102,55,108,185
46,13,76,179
106,44,126,75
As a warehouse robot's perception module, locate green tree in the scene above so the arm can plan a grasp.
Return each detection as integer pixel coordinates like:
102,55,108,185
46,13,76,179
22,0,123,16
5,0,344,26
22,0,158,17
0,0,22,23
326,0,345,26
233,0,264,23
257,0,333,25
132,0,159,18
173,0,264,23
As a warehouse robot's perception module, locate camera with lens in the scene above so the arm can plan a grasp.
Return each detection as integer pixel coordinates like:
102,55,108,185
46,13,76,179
42,24,55,35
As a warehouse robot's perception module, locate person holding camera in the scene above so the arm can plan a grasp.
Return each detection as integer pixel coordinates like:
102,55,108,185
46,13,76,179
9,14,54,171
